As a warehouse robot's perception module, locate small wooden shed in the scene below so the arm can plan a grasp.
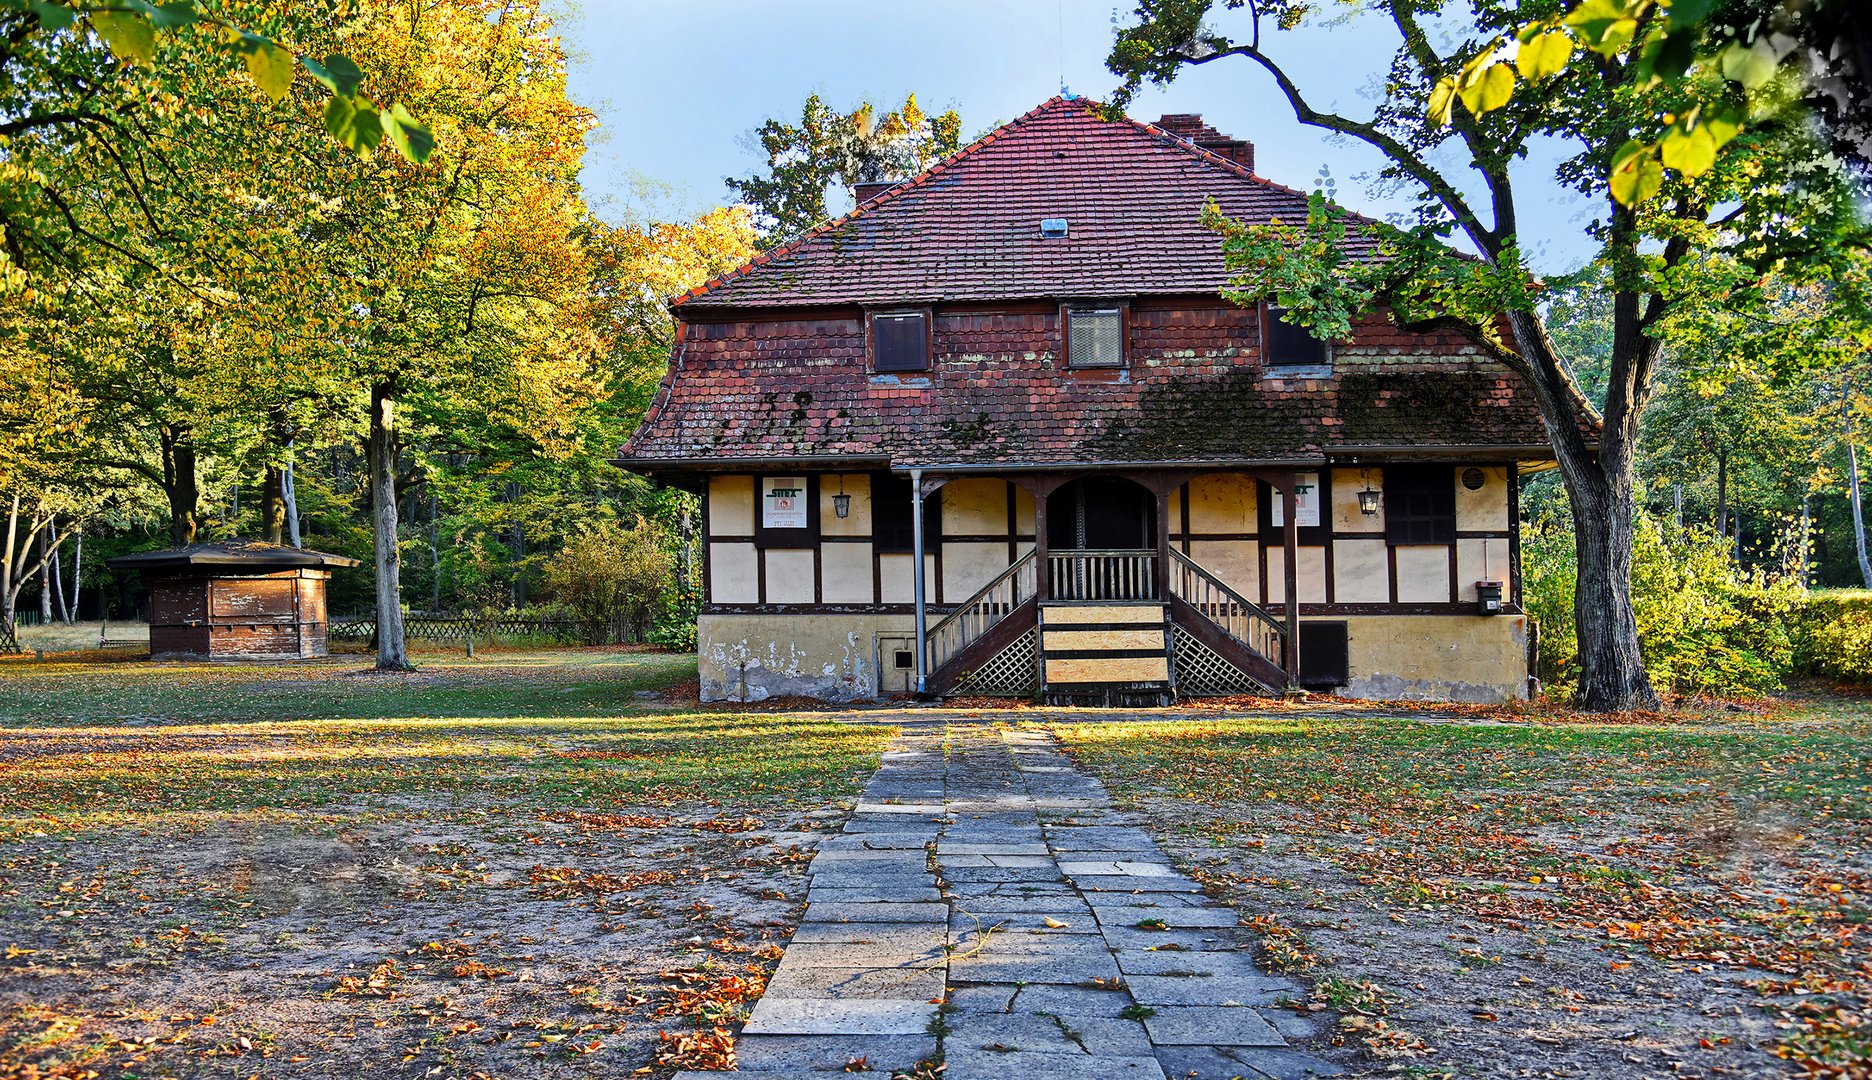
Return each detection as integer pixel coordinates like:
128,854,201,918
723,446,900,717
107,541,359,661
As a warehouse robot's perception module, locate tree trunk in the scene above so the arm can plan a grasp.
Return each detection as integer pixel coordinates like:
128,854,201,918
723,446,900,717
283,442,302,548
65,532,82,623
369,379,412,670
37,525,51,623
261,464,286,544
160,425,200,547
1714,449,1729,541
1,496,19,652
48,519,68,623
1505,308,1660,712
1848,414,1872,590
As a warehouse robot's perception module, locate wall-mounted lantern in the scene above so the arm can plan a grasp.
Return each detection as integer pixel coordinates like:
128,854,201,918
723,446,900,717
1356,469,1381,516
833,475,852,519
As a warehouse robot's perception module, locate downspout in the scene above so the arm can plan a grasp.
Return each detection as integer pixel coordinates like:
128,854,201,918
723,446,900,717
911,468,928,696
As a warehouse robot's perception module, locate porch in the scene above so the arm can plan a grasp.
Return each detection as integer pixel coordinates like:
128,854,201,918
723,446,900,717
911,470,1313,704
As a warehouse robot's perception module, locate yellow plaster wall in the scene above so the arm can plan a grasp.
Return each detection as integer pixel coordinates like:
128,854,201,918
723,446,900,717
821,543,875,604
708,476,754,536
698,612,916,702
1331,468,1385,534
1187,540,1259,598
764,549,815,605
1013,487,1036,533
1265,546,1328,604
878,553,936,604
943,541,1010,600
1332,538,1390,603
1340,613,1529,703
710,542,759,603
942,478,1010,535
1456,465,1511,531
820,473,872,537
1185,474,1255,533
1456,537,1511,601
1394,545,1451,603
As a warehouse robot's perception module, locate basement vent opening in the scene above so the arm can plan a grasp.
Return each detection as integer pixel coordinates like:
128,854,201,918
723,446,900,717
1039,218,1068,238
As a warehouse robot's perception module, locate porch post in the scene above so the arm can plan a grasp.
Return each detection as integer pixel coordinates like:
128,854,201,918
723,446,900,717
1032,483,1049,602
912,468,929,696
1153,489,1171,600
1283,481,1301,686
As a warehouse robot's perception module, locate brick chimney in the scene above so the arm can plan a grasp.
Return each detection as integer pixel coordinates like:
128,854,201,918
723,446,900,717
853,180,897,205
1156,113,1254,173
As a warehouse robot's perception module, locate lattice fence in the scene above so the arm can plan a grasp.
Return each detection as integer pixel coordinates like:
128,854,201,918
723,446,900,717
1171,629,1268,697
328,616,587,645
951,627,1038,697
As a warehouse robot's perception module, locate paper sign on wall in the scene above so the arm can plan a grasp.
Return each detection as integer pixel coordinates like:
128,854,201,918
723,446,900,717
1269,472,1321,528
762,476,809,529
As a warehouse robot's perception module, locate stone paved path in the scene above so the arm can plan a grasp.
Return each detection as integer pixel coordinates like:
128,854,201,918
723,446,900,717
677,724,1341,1079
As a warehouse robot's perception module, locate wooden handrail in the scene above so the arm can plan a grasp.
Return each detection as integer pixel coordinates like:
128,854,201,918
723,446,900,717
928,552,1038,672
1167,549,1287,667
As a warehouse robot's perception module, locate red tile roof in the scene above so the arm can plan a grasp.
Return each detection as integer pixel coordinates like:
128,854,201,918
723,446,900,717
672,96,1377,310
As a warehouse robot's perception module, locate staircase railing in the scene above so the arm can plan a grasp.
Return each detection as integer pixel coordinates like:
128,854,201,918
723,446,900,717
928,552,1038,672
1047,549,1157,602
1167,549,1287,668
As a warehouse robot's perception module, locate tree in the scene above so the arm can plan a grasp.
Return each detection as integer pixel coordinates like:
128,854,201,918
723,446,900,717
727,93,962,243
1109,0,1868,710
544,520,675,645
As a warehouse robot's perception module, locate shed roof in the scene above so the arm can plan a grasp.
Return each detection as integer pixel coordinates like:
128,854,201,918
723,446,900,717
107,541,360,573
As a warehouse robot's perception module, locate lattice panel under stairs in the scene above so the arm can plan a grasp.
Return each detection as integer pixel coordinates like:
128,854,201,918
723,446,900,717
951,627,1038,697
1171,628,1272,697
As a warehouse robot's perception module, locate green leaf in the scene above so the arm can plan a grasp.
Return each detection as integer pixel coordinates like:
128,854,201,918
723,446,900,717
1459,62,1516,115
1660,123,1717,175
123,0,196,30
1428,76,1459,127
325,94,384,155
1517,30,1575,82
1564,0,1640,56
234,34,295,100
91,11,154,66
1609,139,1664,205
379,103,435,164
24,2,77,31
1701,104,1745,148
302,53,365,97
1654,29,1697,81
1664,0,1714,29
1720,38,1778,90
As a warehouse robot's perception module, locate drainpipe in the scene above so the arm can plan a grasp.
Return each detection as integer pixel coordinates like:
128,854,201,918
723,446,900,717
911,468,929,696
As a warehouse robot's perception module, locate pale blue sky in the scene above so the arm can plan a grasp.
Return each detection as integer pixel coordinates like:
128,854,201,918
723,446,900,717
559,0,1600,273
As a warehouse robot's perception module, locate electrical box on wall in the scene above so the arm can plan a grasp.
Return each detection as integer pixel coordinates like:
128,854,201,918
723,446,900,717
1476,580,1504,614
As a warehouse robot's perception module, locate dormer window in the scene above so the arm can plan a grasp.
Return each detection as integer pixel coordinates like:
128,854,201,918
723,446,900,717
1065,306,1125,369
871,310,929,373
1263,304,1332,376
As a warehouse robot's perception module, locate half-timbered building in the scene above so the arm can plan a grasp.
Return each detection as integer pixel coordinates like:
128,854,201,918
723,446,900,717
616,98,1563,705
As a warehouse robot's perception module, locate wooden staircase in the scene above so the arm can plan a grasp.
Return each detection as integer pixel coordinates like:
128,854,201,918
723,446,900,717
923,548,1291,701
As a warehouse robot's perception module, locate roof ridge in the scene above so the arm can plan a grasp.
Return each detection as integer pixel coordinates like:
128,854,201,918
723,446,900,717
1118,112,1390,232
671,96,1087,309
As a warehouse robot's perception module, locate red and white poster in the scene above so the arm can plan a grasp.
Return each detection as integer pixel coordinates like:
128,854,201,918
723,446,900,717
762,477,809,529
1269,472,1321,528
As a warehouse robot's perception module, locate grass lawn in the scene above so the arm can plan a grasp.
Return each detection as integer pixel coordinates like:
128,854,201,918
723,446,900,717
1050,698,1872,1078
0,648,892,1078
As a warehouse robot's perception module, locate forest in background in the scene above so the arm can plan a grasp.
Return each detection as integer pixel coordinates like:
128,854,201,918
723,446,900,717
1,0,1868,696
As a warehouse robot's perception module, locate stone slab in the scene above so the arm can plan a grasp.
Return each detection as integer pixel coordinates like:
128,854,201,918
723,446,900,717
802,901,948,924
762,963,946,1001
940,1051,1168,1079
1124,975,1299,1007
1141,1006,1286,1047
740,997,937,1036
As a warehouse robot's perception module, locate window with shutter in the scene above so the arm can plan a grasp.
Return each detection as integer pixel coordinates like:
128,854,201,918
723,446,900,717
872,312,928,373
1384,466,1456,545
1264,305,1331,373
1066,308,1125,368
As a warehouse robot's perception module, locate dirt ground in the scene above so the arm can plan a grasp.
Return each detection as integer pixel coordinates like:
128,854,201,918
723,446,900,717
1051,707,1872,1079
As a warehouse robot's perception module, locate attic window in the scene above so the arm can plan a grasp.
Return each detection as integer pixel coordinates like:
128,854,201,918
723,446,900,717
1066,307,1125,369
1264,305,1332,375
1040,218,1068,238
871,311,929,373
